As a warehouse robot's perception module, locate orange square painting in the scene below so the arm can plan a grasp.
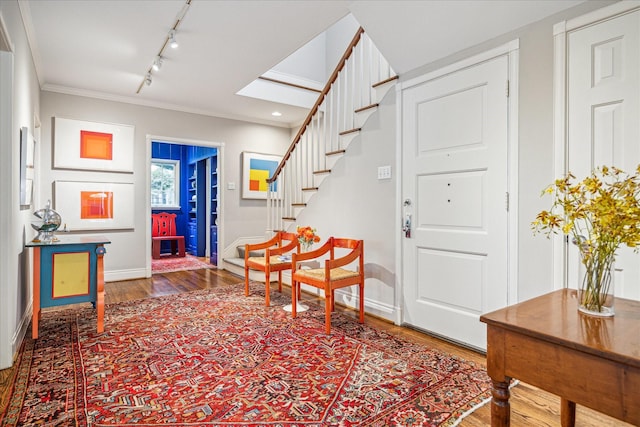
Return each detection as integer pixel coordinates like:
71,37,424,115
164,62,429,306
80,191,113,219
80,130,113,160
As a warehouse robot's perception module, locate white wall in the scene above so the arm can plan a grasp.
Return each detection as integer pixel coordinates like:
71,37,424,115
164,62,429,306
39,92,291,279
0,0,41,369
293,90,397,320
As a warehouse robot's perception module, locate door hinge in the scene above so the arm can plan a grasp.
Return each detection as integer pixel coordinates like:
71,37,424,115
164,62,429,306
505,192,510,211
505,80,510,97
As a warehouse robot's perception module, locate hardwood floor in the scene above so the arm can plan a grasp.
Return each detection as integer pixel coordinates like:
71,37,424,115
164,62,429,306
0,267,632,426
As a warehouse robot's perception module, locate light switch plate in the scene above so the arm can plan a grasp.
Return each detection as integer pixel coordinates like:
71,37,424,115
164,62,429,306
377,165,392,180
227,182,236,190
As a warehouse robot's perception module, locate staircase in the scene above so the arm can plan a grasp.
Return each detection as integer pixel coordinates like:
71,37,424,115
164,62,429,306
266,27,397,233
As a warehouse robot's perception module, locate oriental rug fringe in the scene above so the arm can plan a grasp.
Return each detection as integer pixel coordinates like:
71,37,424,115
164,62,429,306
1,283,492,426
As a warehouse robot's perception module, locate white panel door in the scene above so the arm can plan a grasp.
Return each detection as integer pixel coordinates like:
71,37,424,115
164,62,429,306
402,55,509,350
567,9,640,300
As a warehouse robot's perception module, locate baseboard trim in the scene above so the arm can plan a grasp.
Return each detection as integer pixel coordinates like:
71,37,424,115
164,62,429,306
8,302,31,370
105,268,147,282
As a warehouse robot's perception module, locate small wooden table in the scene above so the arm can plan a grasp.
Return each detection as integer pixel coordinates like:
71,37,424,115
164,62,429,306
26,235,110,339
480,289,640,427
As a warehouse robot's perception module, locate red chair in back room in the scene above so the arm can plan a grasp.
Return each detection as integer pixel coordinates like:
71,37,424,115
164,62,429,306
151,212,185,259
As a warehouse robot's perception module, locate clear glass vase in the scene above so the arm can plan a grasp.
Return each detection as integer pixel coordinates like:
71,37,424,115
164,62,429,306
578,259,615,317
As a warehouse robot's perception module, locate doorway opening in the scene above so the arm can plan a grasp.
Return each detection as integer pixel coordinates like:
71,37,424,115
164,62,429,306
147,136,223,276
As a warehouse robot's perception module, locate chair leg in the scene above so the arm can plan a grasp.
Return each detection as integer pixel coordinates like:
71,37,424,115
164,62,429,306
152,240,160,259
265,267,271,307
359,282,365,324
325,291,332,334
278,271,282,293
244,264,250,296
291,280,297,318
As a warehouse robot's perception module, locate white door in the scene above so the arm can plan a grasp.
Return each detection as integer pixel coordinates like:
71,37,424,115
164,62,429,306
567,9,640,300
402,55,510,350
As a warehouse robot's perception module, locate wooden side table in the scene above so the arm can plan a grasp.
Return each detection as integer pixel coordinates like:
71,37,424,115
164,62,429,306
480,289,640,427
26,236,110,339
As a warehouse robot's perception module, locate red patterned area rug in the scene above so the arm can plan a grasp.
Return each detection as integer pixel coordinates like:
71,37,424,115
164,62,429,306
1,283,492,427
152,254,213,274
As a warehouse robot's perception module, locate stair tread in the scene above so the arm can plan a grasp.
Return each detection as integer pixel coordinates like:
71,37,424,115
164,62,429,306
372,75,399,88
355,103,379,113
339,128,361,136
326,149,346,156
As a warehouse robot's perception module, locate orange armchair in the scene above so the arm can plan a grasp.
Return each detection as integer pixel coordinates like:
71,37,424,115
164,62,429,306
244,231,299,306
291,237,364,334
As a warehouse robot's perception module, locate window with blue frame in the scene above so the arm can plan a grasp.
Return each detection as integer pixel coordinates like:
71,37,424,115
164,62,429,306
151,159,180,209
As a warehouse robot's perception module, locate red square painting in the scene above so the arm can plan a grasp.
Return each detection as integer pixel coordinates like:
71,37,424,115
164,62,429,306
80,191,113,219
80,130,113,160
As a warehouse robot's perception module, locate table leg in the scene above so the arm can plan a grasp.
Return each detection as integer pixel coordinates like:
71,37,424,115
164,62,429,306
491,378,511,426
561,398,576,427
96,246,105,334
32,247,41,339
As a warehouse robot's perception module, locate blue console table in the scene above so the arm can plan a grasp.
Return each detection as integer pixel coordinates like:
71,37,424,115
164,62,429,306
26,235,110,339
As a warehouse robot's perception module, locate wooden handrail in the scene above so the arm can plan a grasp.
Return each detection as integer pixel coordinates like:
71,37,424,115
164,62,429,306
267,27,365,184
258,76,322,93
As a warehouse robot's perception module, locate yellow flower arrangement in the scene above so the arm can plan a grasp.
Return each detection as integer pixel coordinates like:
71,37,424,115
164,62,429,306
532,165,640,314
296,226,321,251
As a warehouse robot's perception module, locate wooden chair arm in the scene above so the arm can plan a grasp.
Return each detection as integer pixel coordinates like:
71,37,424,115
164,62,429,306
326,241,362,270
292,239,332,264
269,238,299,256
245,234,280,252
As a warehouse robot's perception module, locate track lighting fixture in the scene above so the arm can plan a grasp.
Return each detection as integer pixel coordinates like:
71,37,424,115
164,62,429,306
169,30,178,49
136,0,191,94
152,56,163,71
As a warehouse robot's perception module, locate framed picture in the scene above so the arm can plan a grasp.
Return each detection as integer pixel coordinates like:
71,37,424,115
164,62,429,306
54,181,135,231
241,151,282,200
20,126,35,207
53,117,135,173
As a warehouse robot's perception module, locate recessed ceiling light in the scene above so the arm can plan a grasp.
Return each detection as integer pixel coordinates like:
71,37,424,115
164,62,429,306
272,111,282,117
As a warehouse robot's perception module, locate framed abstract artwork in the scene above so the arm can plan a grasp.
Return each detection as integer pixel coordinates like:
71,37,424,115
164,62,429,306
54,181,135,231
53,117,135,173
241,151,282,200
20,126,35,207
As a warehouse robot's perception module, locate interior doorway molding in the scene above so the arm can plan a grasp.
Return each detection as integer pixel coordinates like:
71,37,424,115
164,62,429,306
145,134,225,277
0,10,14,369
552,0,640,289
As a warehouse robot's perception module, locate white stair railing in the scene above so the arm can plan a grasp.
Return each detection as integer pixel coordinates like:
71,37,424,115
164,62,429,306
267,28,396,233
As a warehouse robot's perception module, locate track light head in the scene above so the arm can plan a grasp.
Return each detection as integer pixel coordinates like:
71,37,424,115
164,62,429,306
169,30,178,49
144,73,152,86
152,56,163,71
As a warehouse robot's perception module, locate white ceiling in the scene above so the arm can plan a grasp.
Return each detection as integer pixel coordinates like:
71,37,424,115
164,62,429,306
20,0,585,128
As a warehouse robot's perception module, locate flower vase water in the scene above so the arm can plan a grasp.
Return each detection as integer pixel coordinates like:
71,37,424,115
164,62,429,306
578,252,615,316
